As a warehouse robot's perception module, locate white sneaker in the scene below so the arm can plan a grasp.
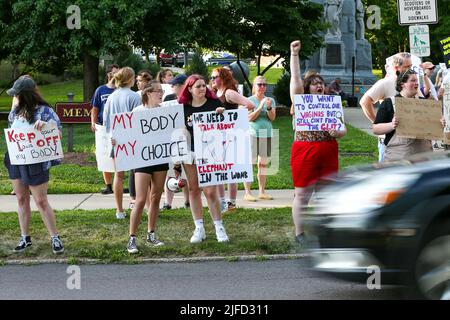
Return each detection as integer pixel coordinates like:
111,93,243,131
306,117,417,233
215,226,229,242
190,227,206,243
116,212,126,219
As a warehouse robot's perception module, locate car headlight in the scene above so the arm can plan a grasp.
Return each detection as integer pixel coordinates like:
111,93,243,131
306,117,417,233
315,173,419,215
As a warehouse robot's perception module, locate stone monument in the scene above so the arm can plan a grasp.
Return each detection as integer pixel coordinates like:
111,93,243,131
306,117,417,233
303,0,376,85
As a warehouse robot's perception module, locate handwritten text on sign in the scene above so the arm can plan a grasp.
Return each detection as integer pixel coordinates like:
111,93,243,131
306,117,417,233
293,95,345,131
5,124,63,165
111,104,188,172
193,109,253,187
395,97,443,141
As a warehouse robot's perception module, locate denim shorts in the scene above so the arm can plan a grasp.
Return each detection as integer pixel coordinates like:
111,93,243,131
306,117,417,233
4,152,50,186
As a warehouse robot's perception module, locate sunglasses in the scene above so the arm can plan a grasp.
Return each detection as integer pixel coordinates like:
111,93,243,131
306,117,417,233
256,83,267,87
210,76,219,80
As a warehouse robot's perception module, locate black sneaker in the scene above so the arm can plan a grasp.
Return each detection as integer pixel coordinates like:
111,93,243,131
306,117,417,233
51,236,64,254
14,236,32,252
184,201,190,209
146,232,164,247
161,204,172,211
295,233,307,246
127,236,138,253
100,187,113,195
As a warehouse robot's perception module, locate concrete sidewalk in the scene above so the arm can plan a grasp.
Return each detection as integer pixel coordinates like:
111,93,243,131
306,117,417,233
0,189,294,213
0,108,373,213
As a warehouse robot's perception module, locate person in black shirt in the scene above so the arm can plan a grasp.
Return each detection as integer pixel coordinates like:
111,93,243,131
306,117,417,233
373,69,432,161
178,74,230,243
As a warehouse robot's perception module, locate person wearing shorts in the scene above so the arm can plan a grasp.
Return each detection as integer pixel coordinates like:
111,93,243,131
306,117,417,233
289,41,347,245
4,75,64,254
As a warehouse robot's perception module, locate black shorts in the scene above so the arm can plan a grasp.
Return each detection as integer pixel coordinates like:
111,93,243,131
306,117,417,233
251,136,272,158
4,152,50,186
134,163,169,175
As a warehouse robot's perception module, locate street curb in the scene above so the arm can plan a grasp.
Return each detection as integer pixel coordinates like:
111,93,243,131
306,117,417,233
1,253,309,266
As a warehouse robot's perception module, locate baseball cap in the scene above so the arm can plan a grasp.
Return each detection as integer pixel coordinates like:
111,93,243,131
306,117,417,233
169,74,187,86
421,61,435,70
7,75,36,96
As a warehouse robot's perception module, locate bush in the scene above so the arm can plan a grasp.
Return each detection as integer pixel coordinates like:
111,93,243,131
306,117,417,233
272,72,291,107
114,49,145,74
143,62,161,80
185,51,209,79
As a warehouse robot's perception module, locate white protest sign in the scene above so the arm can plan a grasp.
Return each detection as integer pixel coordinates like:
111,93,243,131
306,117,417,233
95,124,115,172
5,124,63,165
111,104,188,172
443,82,450,134
293,95,345,131
193,109,253,187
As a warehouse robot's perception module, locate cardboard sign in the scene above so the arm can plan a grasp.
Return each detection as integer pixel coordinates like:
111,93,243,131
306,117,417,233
293,94,345,132
95,124,115,172
395,97,443,140
111,104,188,172
55,102,92,123
193,109,253,187
4,124,63,165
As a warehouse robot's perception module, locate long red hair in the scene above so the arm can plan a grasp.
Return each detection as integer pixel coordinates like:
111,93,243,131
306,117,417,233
212,67,238,93
178,74,218,104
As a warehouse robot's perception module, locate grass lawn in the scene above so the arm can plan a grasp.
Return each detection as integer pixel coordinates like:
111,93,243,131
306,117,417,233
0,207,296,263
0,116,377,195
0,80,84,112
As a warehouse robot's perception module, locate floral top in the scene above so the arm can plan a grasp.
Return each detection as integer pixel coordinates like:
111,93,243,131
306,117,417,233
295,131,334,142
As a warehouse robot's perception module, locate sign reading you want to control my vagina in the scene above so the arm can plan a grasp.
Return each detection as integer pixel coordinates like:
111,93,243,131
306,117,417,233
110,103,188,172
193,109,253,187
293,94,346,132
5,123,63,165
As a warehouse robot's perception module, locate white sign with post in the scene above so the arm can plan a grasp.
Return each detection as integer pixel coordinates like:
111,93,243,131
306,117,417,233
397,0,438,25
409,25,430,57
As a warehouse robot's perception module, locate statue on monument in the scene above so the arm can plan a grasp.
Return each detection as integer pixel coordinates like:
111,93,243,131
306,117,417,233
324,0,343,39
355,0,365,40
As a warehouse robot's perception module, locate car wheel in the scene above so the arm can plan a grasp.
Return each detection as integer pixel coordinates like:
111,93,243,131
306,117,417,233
415,220,450,300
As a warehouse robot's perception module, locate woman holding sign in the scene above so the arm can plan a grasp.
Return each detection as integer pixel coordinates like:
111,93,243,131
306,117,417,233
289,40,347,245
373,69,432,161
210,67,255,212
127,81,168,253
178,74,229,243
4,75,64,254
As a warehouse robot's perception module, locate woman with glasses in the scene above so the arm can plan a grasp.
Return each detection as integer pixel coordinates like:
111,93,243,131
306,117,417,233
210,67,255,212
127,81,168,253
178,74,230,243
373,69,433,162
243,76,276,202
289,40,347,245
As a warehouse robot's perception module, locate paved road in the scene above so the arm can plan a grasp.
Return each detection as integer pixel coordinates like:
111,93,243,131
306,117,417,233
0,259,404,301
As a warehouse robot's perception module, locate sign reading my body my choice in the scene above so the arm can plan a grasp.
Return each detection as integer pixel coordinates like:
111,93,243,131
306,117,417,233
293,94,345,132
111,103,188,172
193,109,253,187
5,124,63,164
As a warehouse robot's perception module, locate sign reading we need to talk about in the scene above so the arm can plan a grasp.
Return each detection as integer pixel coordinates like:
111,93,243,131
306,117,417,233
5,124,63,165
193,109,253,187
293,95,346,132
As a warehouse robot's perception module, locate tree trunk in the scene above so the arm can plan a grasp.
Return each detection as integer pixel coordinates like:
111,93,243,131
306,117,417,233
83,53,99,102
11,62,20,80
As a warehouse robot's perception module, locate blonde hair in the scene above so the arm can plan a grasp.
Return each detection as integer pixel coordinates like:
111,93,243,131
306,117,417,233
113,67,135,88
252,76,266,95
